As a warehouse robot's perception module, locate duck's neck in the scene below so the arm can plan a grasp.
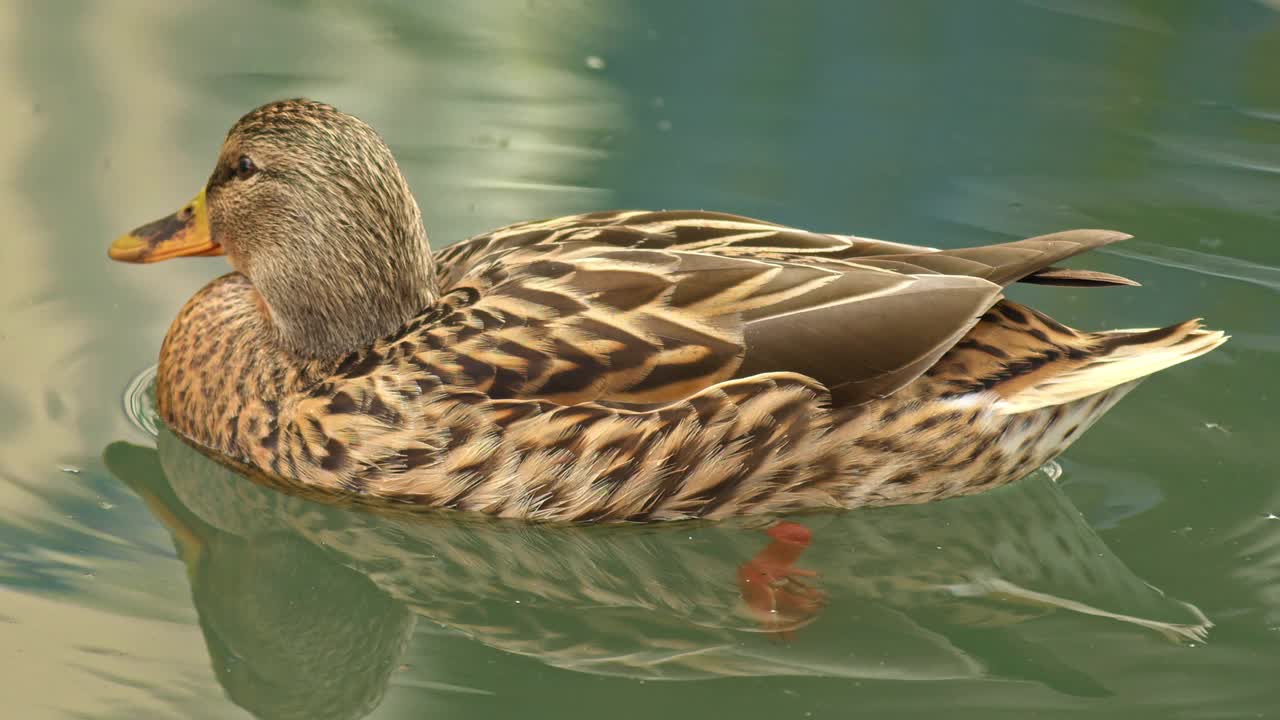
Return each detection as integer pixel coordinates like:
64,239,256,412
253,221,438,361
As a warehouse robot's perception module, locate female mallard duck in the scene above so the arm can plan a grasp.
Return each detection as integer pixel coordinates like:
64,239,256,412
108,99,1226,523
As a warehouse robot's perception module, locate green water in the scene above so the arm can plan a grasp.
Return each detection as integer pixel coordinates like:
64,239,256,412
2,1,1278,718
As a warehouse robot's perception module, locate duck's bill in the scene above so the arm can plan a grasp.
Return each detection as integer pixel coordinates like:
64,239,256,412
108,189,223,263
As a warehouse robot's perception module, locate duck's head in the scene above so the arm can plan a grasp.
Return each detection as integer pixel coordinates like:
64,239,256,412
109,99,436,360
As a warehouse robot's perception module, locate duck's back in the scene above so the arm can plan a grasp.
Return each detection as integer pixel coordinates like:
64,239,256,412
423,210,1150,407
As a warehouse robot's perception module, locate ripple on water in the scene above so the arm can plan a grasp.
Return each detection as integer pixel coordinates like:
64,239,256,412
122,365,159,439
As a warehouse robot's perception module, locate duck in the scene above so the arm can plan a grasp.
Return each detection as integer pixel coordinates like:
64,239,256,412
108,98,1227,523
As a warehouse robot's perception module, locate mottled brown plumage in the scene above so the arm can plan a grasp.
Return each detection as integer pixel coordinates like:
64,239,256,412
109,99,1227,522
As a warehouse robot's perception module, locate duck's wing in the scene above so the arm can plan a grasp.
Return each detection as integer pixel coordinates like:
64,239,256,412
431,244,1000,406
432,210,1137,290
412,218,1131,407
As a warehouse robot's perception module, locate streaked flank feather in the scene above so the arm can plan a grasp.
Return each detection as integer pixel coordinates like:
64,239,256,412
107,99,1228,522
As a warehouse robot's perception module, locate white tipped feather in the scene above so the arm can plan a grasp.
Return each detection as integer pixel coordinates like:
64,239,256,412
994,320,1228,415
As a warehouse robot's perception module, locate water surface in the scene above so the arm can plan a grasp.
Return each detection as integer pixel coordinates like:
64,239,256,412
2,2,1278,718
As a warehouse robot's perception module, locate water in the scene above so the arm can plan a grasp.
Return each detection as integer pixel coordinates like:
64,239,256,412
2,1,1278,717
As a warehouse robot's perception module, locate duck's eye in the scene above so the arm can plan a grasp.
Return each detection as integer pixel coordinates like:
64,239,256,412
234,155,257,180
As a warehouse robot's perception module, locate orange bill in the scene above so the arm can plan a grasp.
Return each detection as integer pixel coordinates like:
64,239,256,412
108,189,222,263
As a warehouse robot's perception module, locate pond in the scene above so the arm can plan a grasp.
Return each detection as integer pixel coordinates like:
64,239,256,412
2,1,1278,718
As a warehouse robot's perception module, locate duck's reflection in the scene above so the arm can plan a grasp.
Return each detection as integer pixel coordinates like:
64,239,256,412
105,429,1211,719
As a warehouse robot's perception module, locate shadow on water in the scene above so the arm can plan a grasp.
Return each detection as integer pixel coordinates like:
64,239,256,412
105,428,1210,720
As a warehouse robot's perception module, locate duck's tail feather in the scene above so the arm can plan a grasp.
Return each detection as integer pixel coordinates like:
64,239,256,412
1020,267,1141,288
993,319,1228,415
